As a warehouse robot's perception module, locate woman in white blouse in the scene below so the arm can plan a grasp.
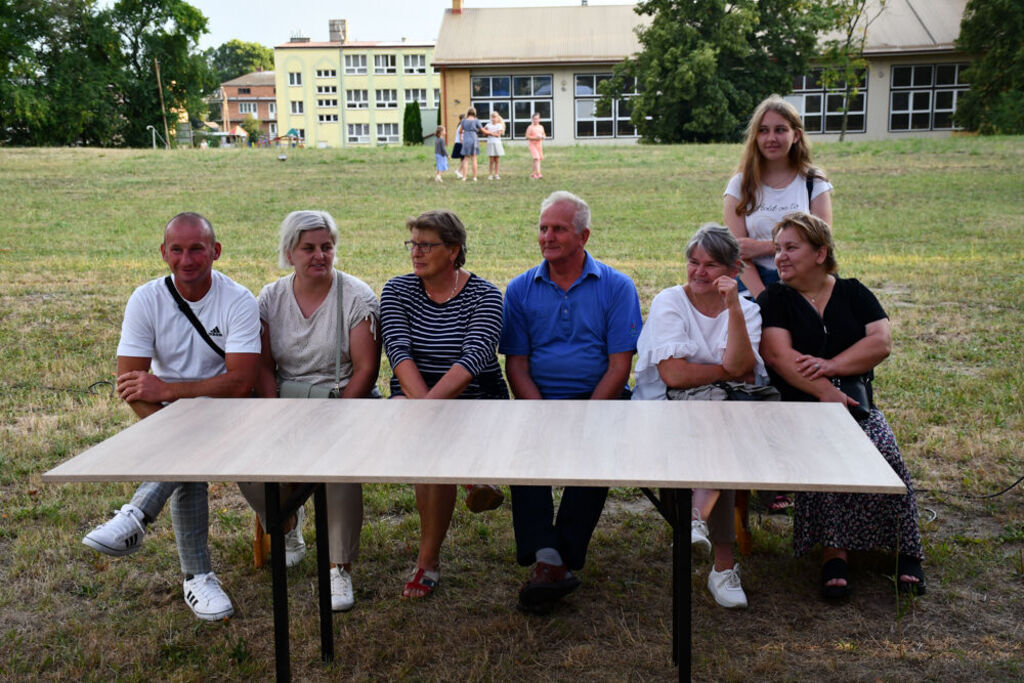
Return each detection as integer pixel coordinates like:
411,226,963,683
239,210,381,613
632,223,765,609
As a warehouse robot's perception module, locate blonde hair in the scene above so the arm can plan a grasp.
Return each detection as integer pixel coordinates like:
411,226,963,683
734,94,824,217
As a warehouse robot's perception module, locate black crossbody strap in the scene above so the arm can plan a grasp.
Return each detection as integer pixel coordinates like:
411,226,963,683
164,275,225,358
806,170,815,204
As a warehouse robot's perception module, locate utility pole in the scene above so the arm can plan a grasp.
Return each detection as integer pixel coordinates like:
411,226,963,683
154,58,170,149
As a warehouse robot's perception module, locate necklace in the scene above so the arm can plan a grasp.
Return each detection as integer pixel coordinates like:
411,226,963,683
800,277,831,305
428,270,460,303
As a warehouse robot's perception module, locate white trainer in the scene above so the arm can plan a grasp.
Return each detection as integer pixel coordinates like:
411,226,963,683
330,566,355,612
183,572,234,620
707,564,748,609
285,505,306,568
455,169,463,179
82,504,146,556
690,508,711,553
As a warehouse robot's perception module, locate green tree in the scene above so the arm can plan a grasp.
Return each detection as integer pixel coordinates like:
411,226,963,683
600,0,835,142
239,113,262,144
0,0,51,143
954,0,1024,134
403,101,423,145
106,0,215,147
206,39,273,85
817,0,887,141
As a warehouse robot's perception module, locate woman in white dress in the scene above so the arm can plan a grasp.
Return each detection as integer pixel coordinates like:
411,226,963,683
484,110,505,180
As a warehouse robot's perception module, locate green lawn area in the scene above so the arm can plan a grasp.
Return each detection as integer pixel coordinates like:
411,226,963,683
1,138,1022,680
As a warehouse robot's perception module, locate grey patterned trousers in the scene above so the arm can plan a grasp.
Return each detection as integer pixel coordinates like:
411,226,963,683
129,481,211,576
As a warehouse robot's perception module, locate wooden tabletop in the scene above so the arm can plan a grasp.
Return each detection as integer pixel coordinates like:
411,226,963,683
44,398,906,494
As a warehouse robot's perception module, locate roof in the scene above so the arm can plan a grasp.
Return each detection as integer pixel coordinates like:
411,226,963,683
222,71,276,87
432,5,649,67
274,40,434,49
835,0,968,56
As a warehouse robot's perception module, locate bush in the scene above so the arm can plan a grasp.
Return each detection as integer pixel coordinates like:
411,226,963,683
403,102,423,145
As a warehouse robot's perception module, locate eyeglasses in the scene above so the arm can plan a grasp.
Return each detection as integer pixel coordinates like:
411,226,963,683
404,240,444,254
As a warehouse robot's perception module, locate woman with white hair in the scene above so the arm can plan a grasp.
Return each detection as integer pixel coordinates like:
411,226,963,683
238,209,381,613
632,222,766,609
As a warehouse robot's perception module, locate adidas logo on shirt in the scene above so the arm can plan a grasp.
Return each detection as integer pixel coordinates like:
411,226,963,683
208,327,223,337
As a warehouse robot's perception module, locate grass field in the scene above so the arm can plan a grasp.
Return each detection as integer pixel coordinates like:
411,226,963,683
1,138,1022,680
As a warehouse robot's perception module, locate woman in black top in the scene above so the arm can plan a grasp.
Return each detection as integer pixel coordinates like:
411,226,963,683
380,209,508,599
758,211,924,600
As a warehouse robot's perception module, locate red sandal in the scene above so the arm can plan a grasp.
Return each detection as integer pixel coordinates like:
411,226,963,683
402,567,439,599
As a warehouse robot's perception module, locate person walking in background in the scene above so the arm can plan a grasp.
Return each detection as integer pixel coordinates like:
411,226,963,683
485,111,506,180
434,125,449,183
526,113,546,179
459,108,484,182
724,94,833,300
452,114,465,180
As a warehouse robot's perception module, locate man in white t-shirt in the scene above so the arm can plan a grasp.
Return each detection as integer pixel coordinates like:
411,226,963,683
82,212,260,621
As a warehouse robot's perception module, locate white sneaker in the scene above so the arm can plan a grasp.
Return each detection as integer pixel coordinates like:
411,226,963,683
455,170,463,179
330,566,355,612
690,508,711,553
285,505,306,568
83,504,146,556
183,572,234,620
707,564,748,609
494,175,500,180
488,174,494,180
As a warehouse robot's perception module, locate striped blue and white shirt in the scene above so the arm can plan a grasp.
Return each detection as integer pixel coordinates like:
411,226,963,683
381,273,508,399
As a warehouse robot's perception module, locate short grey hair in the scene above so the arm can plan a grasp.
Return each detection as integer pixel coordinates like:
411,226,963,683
278,210,339,269
685,223,744,272
539,191,590,234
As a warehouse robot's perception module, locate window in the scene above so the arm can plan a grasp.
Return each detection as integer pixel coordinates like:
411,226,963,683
288,72,302,86
317,98,338,108
375,89,398,109
374,54,397,74
404,54,426,74
315,69,337,79
405,89,427,107
471,74,553,139
348,123,370,143
290,101,304,114
344,54,367,75
889,63,969,131
269,122,277,137
434,89,441,107
377,122,399,143
238,102,258,116
316,85,337,94
346,89,369,109
237,87,251,95
318,113,338,123
789,68,867,134
574,74,639,138
269,102,276,117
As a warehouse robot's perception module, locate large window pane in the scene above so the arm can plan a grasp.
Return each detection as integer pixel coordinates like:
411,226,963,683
576,75,595,96
534,76,552,96
513,77,532,97
472,78,490,97
892,66,912,88
912,65,933,87
935,64,957,86
492,77,510,97
911,113,930,129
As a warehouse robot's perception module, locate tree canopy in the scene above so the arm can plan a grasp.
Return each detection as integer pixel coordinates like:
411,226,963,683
954,0,1024,134
206,39,274,85
1,0,213,146
600,0,835,143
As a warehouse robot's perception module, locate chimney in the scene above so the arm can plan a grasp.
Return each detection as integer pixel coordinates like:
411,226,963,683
452,0,462,14
329,19,347,43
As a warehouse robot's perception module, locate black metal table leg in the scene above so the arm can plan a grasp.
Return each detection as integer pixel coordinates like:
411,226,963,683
670,488,692,682
266,482,291,682
313,484,334,662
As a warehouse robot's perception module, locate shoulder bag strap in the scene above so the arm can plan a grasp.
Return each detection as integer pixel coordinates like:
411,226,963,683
164,275,225,358
333,271,344,393
806,170,815,205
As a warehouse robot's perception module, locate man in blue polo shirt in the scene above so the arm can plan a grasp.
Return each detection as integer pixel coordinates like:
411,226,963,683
500,190,643,613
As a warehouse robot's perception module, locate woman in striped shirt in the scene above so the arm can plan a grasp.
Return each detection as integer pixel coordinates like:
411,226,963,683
380,209,508,598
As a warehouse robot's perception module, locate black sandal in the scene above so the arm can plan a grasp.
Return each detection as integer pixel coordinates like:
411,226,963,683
897,554,927,596
820,557,850,600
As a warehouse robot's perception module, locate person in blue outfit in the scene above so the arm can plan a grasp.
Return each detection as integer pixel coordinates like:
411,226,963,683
500,190,643,613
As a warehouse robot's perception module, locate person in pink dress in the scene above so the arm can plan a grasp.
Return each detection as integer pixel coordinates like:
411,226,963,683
525,113,546,179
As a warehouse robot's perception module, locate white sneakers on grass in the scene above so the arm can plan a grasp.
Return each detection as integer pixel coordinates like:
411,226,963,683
183,572,234,620
708,564,748,609
82,504,146,556
284,505,307,568
690,508,711,554
331,566,355,612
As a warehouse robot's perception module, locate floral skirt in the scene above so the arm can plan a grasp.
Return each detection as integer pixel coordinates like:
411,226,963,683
793,408,923,560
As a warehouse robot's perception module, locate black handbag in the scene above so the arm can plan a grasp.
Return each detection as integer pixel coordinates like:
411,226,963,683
831,375,872,421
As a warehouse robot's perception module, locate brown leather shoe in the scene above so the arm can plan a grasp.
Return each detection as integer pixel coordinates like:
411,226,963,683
465,484,504,513
518,561,581,611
